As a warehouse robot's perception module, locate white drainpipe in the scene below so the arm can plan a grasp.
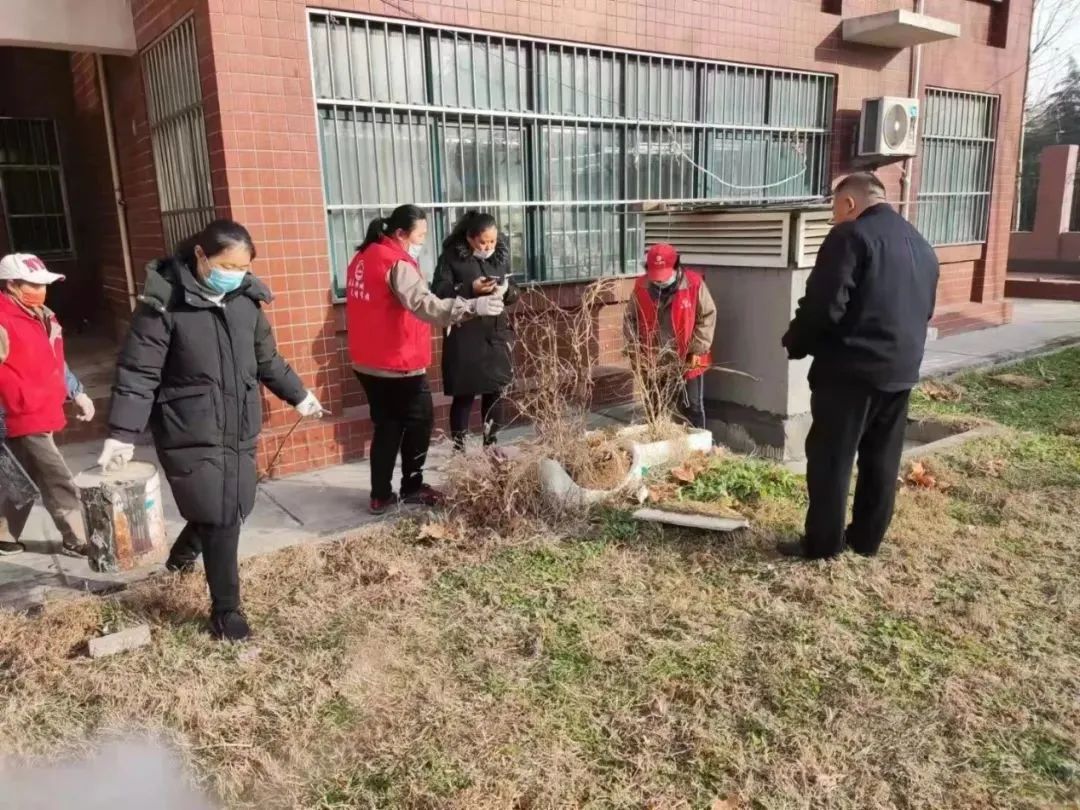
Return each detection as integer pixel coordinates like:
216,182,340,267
900,0,925,221
95,52,138,313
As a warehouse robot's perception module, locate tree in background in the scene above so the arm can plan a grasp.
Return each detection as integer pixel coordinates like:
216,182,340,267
1016,0,1080,230
1019,58,1080,230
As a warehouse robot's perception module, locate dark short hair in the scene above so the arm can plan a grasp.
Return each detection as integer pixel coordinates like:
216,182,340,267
835,172,886,200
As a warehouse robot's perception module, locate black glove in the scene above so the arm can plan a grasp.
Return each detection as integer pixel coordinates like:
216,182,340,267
0,405,7,442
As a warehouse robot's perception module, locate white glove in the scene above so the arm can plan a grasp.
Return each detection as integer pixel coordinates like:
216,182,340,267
74,392,95,422
474,295,505,318
494,279,510,300
295,391,326,418
97,438,134,472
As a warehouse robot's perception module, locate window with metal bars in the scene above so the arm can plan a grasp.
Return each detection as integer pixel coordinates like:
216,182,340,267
142,17,215,253
0,118,74,258
915,88,999,246
309,11,835,292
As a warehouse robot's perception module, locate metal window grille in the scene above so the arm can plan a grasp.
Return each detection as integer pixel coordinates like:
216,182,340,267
142,17,215,252
0,118,74,258
308,11,835,291
916,88,999,246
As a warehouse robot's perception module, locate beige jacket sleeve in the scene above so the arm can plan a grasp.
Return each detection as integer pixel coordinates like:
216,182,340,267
689,282,717,356
0,324,8,364
388,261,474,329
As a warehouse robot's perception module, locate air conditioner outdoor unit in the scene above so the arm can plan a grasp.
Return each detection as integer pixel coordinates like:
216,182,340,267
858,96,919,158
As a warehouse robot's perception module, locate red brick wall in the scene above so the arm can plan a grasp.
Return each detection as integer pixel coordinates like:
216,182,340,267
88,0,1030,473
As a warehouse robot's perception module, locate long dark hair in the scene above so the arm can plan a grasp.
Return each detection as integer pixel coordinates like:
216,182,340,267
358,205,427,252
175,219,256,267
442,210,497,251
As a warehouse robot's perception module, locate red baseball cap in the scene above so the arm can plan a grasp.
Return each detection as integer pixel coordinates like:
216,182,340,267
645,243,678,281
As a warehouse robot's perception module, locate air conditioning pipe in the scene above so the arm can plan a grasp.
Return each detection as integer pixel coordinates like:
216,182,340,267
899,0,925,220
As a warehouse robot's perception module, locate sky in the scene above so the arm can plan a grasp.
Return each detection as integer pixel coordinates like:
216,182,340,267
1027,0,1080,103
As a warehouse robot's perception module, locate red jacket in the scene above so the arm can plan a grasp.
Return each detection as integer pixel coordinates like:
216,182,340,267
346,237,432,373
0,292,67,437
633,270,713,380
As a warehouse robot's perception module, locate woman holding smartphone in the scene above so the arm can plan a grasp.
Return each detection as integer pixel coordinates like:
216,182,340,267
432,211,518,452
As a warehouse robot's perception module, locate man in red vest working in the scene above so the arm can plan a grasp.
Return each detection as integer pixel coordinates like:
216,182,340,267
624,242,717,429
0,253,95,557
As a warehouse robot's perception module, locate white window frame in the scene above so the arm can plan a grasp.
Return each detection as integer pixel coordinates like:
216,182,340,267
916,87,999,247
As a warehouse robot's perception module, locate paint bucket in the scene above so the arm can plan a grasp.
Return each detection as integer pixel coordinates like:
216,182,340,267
75,462,167,573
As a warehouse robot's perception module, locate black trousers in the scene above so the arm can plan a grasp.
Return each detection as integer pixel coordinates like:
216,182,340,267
449,392,503,449
680,375,707,430
804,381,911,558
357,372,433,501
168,521,242,613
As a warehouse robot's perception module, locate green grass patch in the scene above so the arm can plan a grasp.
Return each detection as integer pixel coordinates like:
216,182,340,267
679,457,806,505
912,347,1080,434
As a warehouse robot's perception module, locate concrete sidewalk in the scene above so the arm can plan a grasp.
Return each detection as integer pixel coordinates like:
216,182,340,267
921,299,1080,378
3,299,1079,611
0,405,638,610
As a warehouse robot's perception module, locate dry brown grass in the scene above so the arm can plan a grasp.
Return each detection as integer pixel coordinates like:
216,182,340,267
5,348,1080,808
3,430,1076,809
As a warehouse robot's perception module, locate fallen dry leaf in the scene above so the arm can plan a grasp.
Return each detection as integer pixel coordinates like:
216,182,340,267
990,373,1046,390
671,466,697,484
417,522,454,543
906,461,938,490
921,380,963,402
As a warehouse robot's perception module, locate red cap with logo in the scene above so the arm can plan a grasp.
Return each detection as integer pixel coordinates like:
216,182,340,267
645,243,678,282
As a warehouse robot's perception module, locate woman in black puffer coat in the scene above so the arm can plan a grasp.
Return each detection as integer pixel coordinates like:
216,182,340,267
432,212,518,450
100,220,323,641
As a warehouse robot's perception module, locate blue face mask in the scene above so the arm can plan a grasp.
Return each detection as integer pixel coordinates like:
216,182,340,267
205,267,247,294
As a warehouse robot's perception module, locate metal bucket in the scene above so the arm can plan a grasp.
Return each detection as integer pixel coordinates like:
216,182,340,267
75,462,167,573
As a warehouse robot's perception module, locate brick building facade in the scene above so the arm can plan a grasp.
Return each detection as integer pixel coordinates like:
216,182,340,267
0,0,1031,475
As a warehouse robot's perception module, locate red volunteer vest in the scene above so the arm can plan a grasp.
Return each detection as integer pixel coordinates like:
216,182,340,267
346,237,432,373
633,270,712,381
0,293,67,437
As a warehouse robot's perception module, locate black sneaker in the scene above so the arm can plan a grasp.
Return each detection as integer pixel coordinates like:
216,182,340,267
165,555,197,574
210,610,251,642
776,539,812,559
369,494,400,516
401,484,446,508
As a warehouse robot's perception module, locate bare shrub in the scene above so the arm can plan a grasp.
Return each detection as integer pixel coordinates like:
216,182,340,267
508,279,616,467
625,329,691,442
441,280,636,532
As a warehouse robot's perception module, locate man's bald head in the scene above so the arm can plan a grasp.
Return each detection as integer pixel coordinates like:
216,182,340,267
832,172,887,224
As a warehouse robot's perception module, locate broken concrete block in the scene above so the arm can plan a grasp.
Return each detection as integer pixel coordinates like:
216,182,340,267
633,508,749,533
88,624,152,659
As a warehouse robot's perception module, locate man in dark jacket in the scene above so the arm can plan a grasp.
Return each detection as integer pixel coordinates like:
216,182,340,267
781,172,939,560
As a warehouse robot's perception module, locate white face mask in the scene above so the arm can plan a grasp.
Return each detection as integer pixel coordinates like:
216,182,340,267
473,248,495,261
407,243,424,259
